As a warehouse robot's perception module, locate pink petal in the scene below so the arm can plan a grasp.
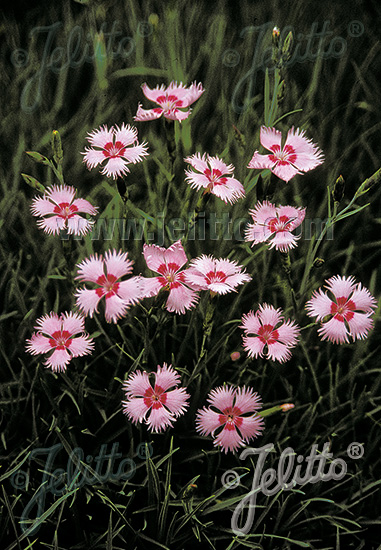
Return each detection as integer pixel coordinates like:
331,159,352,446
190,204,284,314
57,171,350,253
318,317,349,344
76,254,105,283
214,425,244,453
122,141,149,164
68,335,94,357
46,185,76,205
35,313,61,335
134,104,163,121
233,387,262,413
249,201,277,226
75,288,102,317
285,127,324,172
164,109,191,122
30,197,56,216
104,294,129,323
350,287,377,312
61,312,85,335
143,243,166,272
325,275,357,300
164,388,189,416
67,216,95,236
184,152,208,173
86,125,114,148
123,370,151,397
140,83,167,102
166,284,198,314
276,321,300,346
305,290,333,320
163,240,188,269
240,311,262,335
238,415,264,441
184,169,210,191
82,148,106,169
147,405,174,433
244,223,269,245
267,340,293,362
257,304,283,327
155,363,181,391
45,348,71,372
71,198,98,215
101,157,130,179
118,277,143,305
247,152,274,170
195,407,222,435
271,162,300,182
208,156,234,175
123,397,150,423
207,386,235,412
184,268,209,290
212,179,244,204
346,312,374,341
104,249,133,279
268,230,299,251
242,336,265,358
180,81,205,107
114,123,138,146
26,333,52,354
140,276,162,298
259,126,282,152
276,205,306,230
37,216,65,235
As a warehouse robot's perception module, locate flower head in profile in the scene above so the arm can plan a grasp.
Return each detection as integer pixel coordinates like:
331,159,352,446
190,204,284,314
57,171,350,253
122,363,190,433
184,153,245,204
195,386,264,453
141,240,199,314
241,304,300,363
305,275,377,344
245,201,306,252
134,81,204,123
75,249,142,323
248,126,324,182
26,312,94,372
185,255,251,295
30,185,98,236
81,123,148,179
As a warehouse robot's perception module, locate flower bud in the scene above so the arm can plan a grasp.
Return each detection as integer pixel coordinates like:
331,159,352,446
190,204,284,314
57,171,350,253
313,258,325,269
272,26,280,48
280,403,295,412
21,173,45,193
332,175,345,203
282,31,293,61
230,351,240,362
51,130,63,166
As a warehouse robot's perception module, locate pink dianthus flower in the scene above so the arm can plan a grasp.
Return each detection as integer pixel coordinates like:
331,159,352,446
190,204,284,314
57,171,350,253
134,81,204,122
75,249,142,323
305,275,377,344
241,304,300,363
184,153,245,204
26,312,94,372
81,123,148,179
30,185,98,236
122,363,190,433
141,240,199,314
185,255,251,295
245,201,306,252
248,126,324,182
195,386,264,453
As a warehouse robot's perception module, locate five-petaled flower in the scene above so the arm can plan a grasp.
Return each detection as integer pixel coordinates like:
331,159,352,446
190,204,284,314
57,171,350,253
185,255,251,295
305,275,377,344
30,185,98,236
248,126,324,182
75,249,142,323
141,240,199,314
241,304,300,363
195,386,264,453
245,201,306,252
134,81,204,122
81,123,148,179
26,312,94,372
184,153,245,204
122,363,190,433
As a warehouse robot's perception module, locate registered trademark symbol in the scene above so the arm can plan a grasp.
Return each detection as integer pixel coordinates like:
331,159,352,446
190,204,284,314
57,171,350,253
348,20,364,38
347,442,364,459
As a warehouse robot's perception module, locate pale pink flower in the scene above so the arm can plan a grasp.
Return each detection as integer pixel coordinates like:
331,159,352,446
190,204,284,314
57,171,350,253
75,249,142,323
184,153,245,204
195,386,264,453
241,304,300,363
122,363,190,433
25,312,94,372
305,275,377,344
134,81,204,122
245,201,306,252
185,255,251,295
30,185,98,236
141,240,199,314
81,123,148,179
248,126,324,182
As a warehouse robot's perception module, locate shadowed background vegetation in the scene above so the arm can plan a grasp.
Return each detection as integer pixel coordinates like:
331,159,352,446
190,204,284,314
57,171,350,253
1,0,381,548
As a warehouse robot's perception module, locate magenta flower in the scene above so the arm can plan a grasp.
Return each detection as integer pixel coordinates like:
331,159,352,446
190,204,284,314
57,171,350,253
195,386,264,453
81,123,148,179
184,153,245,204
134,81,204,122
185,255,251,295
245,201,306,252
30,185,98,236
26,312,94,372
248,126,324,182
305,275,377,344
122,363,190,433
141,240,199,314
75,249,142,323
241,304,300,363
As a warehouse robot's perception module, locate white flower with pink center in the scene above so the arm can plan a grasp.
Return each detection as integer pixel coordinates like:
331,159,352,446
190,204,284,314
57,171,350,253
141,240,199,314
305,275,377,344
248,126,324,182
26,312,94,372
75,249,142,323
184,153,245,204
81,123,148,179
185,255,251,295
122,363,190,433
195,386,264,453
134,81,204,122
245,201,306,252
241,304,300,363
30,185,98,236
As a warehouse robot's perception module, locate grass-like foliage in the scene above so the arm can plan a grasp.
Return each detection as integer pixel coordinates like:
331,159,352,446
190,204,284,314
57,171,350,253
1,0,381,548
